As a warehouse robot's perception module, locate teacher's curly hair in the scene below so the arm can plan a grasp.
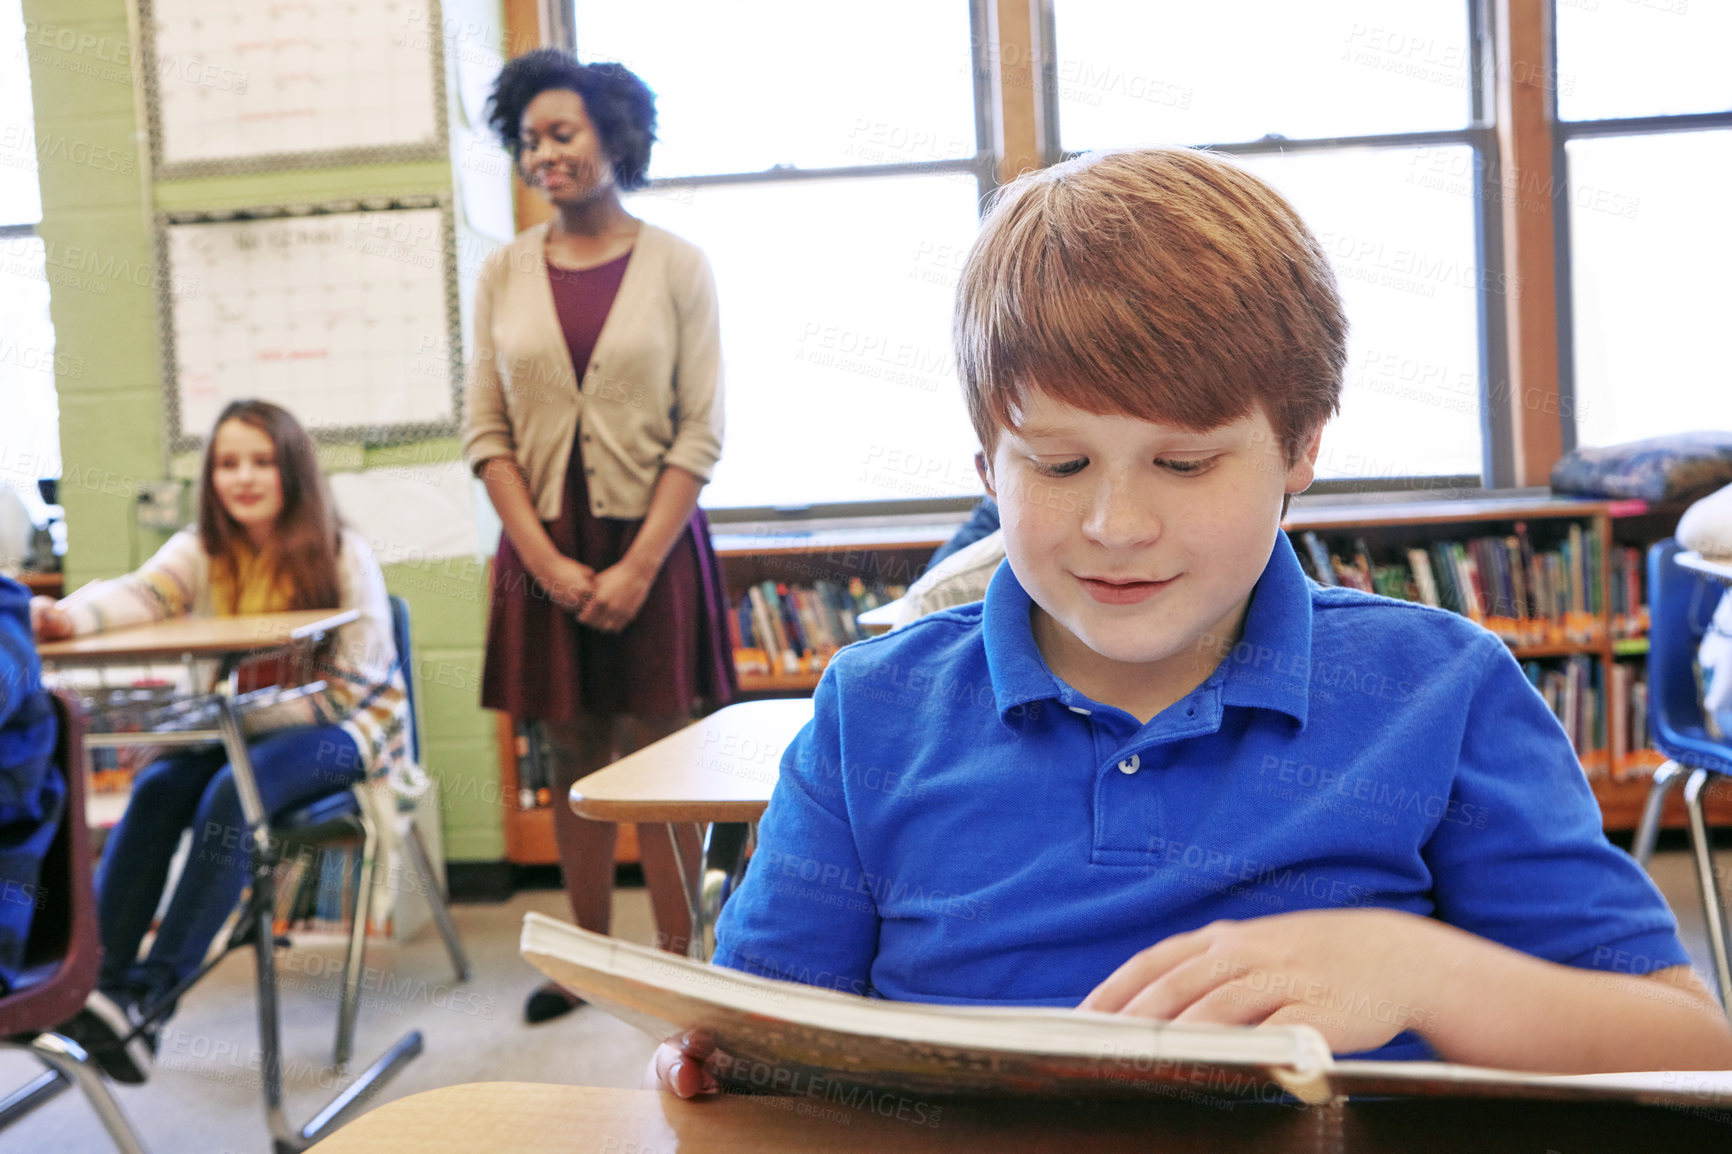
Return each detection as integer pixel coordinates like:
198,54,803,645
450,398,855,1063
485,49,658,191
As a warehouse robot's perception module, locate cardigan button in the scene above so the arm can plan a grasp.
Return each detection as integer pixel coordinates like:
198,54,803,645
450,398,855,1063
1117,754,1140,775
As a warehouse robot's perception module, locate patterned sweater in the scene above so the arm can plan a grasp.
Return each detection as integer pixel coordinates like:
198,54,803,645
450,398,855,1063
59,528,408,780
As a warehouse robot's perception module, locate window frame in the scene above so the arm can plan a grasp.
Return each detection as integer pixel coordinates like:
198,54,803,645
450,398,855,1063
1547,4,1732,457
2,0,50,512
550,0,1000,521
1035,0,1513,495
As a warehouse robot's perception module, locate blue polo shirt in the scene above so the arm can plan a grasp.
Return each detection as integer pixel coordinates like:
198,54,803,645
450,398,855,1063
712,534,1689,1061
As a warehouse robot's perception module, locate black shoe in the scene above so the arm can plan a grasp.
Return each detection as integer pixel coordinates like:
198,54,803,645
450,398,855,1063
524,980,584,1024
59,991,156,1084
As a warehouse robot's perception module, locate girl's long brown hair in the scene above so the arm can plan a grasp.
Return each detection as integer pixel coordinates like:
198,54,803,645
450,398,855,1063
198,399,342,610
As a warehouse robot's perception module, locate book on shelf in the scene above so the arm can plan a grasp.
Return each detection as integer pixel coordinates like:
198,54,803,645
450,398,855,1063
508,720,553,812
734,578,907,679
1291,524,1641,650
519,913,1732,1109
1521,656,1656,779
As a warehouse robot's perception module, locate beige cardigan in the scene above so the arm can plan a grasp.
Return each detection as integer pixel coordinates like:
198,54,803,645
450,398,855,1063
460,220,724,521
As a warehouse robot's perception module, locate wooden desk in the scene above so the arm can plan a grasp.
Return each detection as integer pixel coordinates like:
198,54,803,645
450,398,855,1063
38,608,419,1153
568,699,812,825
306,1081,1732,1153
36,608,357,664
570,699,812,959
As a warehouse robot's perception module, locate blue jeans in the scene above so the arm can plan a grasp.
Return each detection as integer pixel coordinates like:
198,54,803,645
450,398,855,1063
95,725,362,1014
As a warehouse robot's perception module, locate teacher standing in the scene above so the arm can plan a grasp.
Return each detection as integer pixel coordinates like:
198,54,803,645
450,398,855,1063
462,51,736,1025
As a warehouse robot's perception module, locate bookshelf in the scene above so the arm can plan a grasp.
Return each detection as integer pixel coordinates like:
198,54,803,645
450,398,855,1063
493,492,1722,864
496,711,640,868
1285,491,1720,831
712,516,960,695
708,493,1725,833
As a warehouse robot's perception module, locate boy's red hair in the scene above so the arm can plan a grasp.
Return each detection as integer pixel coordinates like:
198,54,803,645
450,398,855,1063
954,147,1347,463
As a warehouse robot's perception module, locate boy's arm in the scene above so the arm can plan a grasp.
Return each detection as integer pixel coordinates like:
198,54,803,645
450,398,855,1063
1082,907,1732,1072
710,663,880,996
1089,634,1732,1072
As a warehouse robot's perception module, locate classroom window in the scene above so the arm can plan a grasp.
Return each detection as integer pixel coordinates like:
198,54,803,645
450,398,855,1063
0,0,59,521
569,1,992,512
1553,0,1732,452
1049,0,1492,486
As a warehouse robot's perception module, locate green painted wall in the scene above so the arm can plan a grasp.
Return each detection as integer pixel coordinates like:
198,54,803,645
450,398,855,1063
24,0,508,861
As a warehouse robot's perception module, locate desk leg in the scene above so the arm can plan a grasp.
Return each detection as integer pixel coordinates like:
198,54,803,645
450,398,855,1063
212,696,423,1153
664,822,704,961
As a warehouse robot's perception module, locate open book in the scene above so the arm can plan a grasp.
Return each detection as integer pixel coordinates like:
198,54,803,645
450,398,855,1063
521,913,1732,1108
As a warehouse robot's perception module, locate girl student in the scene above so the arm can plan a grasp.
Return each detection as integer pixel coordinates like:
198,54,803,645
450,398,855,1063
463,51,735,1024
31,399,407,1084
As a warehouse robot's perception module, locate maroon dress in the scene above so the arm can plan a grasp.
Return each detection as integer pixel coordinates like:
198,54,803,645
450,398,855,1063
481,252,737,720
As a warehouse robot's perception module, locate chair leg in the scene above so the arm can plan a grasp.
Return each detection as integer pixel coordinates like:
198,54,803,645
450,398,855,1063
335,815,380,1070
401,820,471,982
1682,769,1732,1012
1633,760,1686,867
28,1033,150,1154
699,822,752,959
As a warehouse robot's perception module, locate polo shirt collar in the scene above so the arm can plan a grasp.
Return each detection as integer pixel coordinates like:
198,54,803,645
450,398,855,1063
980,535,1313,728
982,560,1067,722
1217,533,1313,728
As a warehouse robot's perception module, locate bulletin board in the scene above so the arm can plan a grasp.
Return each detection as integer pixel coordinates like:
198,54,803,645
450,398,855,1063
140,0,448,178
156,199,462,452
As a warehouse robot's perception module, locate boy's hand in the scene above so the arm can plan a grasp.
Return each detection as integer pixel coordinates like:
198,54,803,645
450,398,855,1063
648,1030,725,1099
1079,909,1449,1056
29,596,73,641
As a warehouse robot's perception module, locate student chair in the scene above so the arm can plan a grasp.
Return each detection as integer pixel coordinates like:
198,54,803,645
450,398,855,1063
272,594,471,1068
1631,538,1732,1012
0,693,151,1154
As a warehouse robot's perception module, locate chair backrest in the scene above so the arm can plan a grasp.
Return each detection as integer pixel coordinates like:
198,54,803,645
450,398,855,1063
0,692,98,1034
1646,537,1726,765
388,595,420,766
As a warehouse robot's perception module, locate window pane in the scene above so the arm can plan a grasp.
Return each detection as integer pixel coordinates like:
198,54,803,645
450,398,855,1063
1567,131,1729,449
0,237,62,508
1557,0,1732,122
625,175,984,510
1055,1,1471,151
1,0,43,226
1237,147,1484,480
574,1,978,179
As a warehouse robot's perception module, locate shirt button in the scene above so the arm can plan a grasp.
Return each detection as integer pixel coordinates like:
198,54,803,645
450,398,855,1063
1118,754,1140,775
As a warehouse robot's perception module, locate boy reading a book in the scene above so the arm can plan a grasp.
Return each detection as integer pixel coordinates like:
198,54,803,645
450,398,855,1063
657,148,1732,1095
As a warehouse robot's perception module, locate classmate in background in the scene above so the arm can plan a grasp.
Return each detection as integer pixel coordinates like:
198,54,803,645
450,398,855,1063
464,50,734,1024
1678,482,1732,737
657,148,1732,1095
0,574,61,994
31,399,406,1083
